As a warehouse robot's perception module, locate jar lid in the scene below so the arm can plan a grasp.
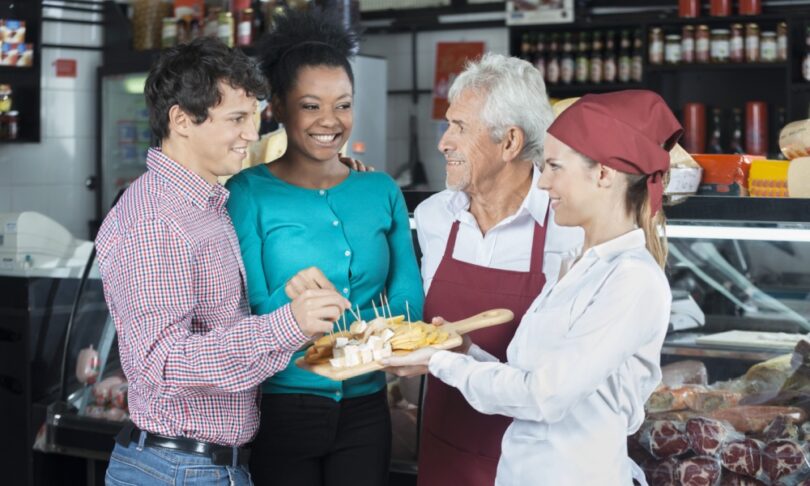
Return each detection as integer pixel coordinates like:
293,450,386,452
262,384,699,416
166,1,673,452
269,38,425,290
665,34,681,40
7,111,18,116
0,83,10,92
761,31,777,37
711,29,730,34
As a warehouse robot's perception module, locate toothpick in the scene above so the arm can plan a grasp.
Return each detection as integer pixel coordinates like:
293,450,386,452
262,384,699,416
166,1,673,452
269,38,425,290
371,298,380,318
406,300,412,330
341,313,348,334
384,294,393,321
348,304,361,323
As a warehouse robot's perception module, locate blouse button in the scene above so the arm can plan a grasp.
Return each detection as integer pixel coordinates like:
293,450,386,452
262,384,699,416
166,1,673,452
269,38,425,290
344,250,351,257
319,190,326,196
333,220,340,226
343,288,349,294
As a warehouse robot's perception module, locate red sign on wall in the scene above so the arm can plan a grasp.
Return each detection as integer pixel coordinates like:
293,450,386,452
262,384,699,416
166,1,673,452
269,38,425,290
53,59,77,78
432,42,485,120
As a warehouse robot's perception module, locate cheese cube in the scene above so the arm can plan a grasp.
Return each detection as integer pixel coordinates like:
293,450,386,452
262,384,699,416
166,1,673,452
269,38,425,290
335,337,349,348
367,335,384,350
350,320,368,335
344,350,360,367
381,328,396,342
360,348,373,364
329,357,345,368
333,347,345,359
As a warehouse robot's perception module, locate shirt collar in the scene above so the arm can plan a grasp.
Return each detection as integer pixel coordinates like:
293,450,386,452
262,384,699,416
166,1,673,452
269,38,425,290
146,148,230,212
588,228,647,260
445,166,550,225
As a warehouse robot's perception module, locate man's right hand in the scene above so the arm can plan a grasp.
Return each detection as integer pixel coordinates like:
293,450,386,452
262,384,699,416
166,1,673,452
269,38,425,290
290,289,351,336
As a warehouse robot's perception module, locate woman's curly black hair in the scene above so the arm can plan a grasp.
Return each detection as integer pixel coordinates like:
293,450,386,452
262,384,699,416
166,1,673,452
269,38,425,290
257,9,359,101
145,37,268,142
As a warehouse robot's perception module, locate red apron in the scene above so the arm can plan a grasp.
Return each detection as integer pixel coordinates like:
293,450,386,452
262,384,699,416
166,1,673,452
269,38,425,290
418,212,550,486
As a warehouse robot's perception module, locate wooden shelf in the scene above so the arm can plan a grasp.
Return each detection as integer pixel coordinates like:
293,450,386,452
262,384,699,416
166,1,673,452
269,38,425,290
548,82,644,96
647,62,788,72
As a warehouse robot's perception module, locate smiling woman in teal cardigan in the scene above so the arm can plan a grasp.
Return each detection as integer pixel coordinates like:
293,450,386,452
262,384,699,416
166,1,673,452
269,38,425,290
226,165,424,399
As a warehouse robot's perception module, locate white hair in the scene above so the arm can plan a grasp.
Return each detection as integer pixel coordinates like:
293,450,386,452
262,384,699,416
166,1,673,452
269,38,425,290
448,52,553,164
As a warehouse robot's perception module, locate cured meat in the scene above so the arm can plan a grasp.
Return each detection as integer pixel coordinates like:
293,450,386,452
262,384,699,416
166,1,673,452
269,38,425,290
764,415,801,442
643,458,679,486
719,471,766,485
648,385,706,413
686,390,743,413
646,420,691,459
92,376,125,406
662,360,709,387
686,417,733,456
762,439,809,483
75,345,99,385
678,456,722,486
720,438,764,478
709,406,807,433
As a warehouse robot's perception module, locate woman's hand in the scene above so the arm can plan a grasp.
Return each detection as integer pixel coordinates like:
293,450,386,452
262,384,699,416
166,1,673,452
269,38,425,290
381,347,439,375
431,316,472,354
339,153,375,172
285,267,335,300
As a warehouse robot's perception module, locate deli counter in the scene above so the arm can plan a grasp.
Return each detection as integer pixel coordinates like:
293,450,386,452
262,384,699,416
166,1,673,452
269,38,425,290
26,195,810,486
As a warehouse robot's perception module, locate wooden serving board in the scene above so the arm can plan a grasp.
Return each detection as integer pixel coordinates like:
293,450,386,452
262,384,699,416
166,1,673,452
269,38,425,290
295,308,514,381
695,330,805,350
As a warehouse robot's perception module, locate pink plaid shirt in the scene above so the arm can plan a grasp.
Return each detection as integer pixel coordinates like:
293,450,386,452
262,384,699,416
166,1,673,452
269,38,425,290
96,148,308,447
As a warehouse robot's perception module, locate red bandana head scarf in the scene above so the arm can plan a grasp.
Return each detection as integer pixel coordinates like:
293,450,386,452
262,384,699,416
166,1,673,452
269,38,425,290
546,90,683,216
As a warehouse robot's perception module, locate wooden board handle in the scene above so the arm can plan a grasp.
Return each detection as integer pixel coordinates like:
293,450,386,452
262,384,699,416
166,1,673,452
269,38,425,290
442,308,514,335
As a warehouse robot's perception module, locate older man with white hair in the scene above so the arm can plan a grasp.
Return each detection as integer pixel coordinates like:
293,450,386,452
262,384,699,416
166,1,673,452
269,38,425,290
411,53,583,486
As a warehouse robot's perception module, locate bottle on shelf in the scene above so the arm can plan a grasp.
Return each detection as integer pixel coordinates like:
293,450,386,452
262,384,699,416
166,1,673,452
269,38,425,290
696,25,711,63
649,27,664,65
560,32,575,85
603,30,617,83
519,33,532,61
546,33,561,85
777,22,788,62
803,27,810,82
618,29,631,83
682,25,695,64
745,23,760,63
590,31,604,84
730,24,744,63
707,108,725,154
745,101,768,156
631,29,644,82
729,108,744,154
534,33,547,81
576,31,590,84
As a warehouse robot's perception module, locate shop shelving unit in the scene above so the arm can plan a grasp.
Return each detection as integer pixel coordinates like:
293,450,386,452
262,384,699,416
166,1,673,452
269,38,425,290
0,0,41,143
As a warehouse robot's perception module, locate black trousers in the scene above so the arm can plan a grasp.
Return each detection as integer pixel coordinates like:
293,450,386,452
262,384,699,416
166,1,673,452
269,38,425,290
249,389,392,486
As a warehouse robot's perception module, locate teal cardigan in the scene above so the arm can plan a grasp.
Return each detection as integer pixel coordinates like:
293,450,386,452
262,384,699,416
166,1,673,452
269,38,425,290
225,165,424,401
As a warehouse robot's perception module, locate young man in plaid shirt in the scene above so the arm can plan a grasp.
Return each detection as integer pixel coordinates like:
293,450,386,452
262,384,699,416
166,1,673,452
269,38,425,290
97,37,349,485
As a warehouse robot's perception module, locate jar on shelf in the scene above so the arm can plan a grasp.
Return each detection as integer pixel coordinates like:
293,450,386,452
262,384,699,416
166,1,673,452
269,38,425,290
649,27,664,65
738,0,762,15
745,23,760,62
161,17,176,48
0,110,18,140
777,22,788,61
760,31,777,62
710,29,731,63
730,24,744,63
682,25,695,63
218,11,234,47
679,0,700,18
665,34,682,64
710,0,731,16
236,8,253,47
0,84,12,113
696,25,711,63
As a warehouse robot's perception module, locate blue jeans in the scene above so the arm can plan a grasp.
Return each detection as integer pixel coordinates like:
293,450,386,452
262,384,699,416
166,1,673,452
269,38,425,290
105,440,252,485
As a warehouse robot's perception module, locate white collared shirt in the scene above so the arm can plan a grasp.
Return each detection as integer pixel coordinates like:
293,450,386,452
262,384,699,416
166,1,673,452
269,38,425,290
428,229,672,486
413,167,584,294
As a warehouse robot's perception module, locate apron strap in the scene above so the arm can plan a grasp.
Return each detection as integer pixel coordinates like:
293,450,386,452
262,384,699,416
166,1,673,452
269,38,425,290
443,220,462,260
528,208,550,274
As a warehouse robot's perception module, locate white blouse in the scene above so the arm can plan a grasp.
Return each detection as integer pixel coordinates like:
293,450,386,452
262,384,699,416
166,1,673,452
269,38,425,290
428,229,671,486
413,167,584,294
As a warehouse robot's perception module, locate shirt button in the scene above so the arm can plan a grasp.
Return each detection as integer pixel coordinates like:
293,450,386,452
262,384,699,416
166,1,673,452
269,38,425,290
343,288,349,294
344,250,351,257
333,220,340,226
319,190,326,196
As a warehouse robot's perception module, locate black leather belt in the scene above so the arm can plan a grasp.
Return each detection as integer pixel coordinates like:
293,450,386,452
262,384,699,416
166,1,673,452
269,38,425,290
116,422,250,467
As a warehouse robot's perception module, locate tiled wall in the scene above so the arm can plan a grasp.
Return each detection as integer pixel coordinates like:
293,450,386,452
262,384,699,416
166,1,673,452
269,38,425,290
359,27,509,191
0,3,103,240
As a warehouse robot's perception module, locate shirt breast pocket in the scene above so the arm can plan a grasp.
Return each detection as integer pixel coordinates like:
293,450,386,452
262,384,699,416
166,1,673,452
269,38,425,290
528,301,573,348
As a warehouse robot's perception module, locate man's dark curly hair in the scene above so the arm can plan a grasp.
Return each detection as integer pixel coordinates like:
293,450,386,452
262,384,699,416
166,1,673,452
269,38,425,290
145,37,268,142
257,9,359,102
